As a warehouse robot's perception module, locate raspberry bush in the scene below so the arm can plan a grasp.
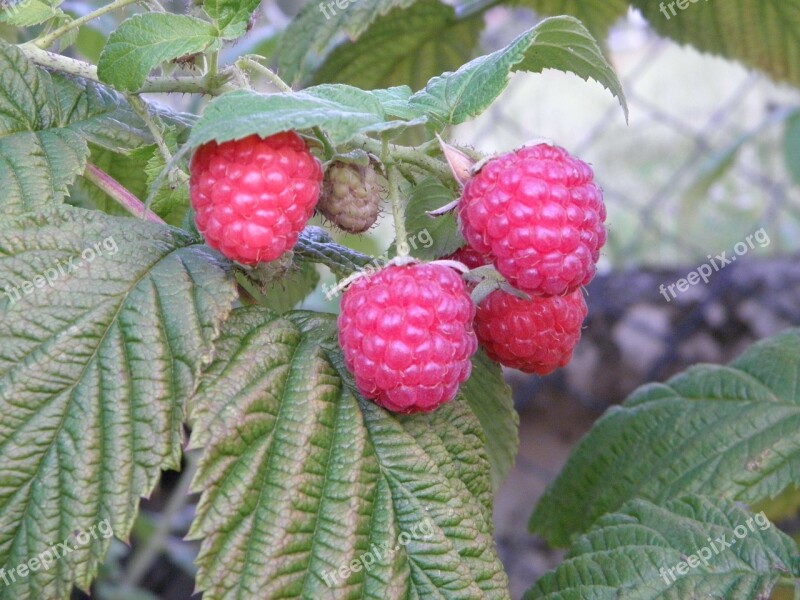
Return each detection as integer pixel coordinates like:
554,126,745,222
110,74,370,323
1,1,798,600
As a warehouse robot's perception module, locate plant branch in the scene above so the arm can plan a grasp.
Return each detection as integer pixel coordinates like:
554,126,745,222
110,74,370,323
387,166,408,257
17,45,237,95
84,163,166,224
355,135,453,183
34,0,141,49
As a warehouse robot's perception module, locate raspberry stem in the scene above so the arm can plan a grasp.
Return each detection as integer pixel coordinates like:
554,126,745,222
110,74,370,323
84,163,166,224
387,166,409,257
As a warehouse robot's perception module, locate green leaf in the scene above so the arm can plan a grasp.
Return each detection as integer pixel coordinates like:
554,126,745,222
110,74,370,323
0,44,148,217
294,226,375,278
204,0,260,39
188,84,390,149
0,0,64,26
785,109,800,185
187,308,510,599
408,15,628,125
530,329,800,547
97,13,219,92
0,207,237,598
313,0,483,92
402,176,464,261
525,495,800,600
277,0,417,85
509,0,628,44
630,0,800,88
463,350,518,492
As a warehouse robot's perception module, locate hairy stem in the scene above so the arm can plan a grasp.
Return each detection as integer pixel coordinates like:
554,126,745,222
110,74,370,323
17,45,237,95
34,0,141,49
84,163,166,224
237,56,293,92
356,135,452,183
387,166,408,257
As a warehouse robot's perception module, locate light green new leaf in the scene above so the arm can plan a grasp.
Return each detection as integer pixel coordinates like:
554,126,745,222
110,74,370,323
97,13,219,92
314,0,483,92
0,44,150,217
0,207,237,599
409,16,628,125
204,0,260,39
188,84,390,148
277,0,417,84
509,0,628,44
187,308,510,599
630,0,800,88
526,495,800,599
531,329,800,547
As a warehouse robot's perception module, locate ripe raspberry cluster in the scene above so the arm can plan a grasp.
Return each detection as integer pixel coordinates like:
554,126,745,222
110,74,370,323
458,143,605,297
338,263,477,414
190,132,322,265
446,143,605,376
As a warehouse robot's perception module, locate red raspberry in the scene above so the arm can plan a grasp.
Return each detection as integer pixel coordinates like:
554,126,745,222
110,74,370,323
475,288,587,375
458,144,606,296
338,263,478,413
444,246,490,271
190,132,322,264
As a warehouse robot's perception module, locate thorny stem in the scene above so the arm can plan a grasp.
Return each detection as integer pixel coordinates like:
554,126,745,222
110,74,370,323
355,135,452,184
83,163,166,224
33,0,141,48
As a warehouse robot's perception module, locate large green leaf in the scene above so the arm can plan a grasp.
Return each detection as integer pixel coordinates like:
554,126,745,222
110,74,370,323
187,308,510,599
526,495,800,599
0,207,236,598
97,13,220,92
408,15,628,125
187,84,393,148
0,44,151,217
509,0,628,43
277,0,417,85
313,0,483,92
530,329,800,546
630,0,800,88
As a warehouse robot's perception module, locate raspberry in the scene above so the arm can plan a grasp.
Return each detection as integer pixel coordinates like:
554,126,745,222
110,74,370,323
338,263,478,413
444,246,490,271
190,132,322,265
318,161,382,233
458,144,606,296
475,288,587,375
